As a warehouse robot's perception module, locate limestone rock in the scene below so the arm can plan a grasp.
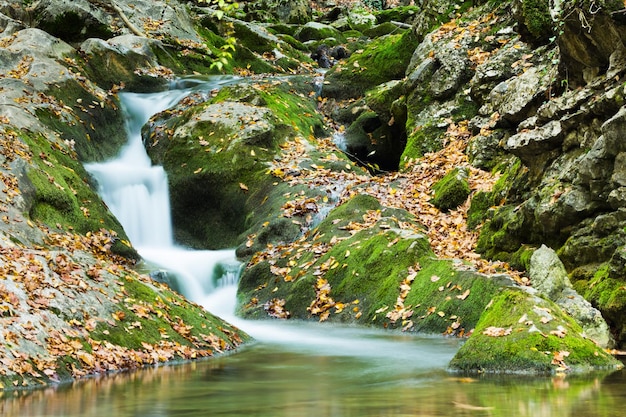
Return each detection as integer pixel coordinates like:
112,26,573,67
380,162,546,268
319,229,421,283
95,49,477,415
530,244,573,299
504,120,563,164
530,245,613,347
484,65,556,124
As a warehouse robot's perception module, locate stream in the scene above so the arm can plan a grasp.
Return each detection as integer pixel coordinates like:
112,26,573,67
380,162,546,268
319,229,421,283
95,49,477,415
2,77,626,417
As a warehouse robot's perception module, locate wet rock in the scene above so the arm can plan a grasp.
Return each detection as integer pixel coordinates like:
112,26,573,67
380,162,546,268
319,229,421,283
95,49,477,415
450,288,621,374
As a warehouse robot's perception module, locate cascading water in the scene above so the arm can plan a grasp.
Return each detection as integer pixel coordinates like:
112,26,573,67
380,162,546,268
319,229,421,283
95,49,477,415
85,76,459,361
86,79,241,304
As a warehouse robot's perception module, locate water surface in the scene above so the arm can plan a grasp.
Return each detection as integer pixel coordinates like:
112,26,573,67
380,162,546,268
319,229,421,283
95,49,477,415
1,325,624,417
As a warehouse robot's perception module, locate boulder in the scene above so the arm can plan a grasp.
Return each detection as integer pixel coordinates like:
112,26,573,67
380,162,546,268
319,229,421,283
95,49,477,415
79,35,168,91
430,168,471,212
483,65,557,124
322,30,418,100
347,8,376,32
238,194,510,336
294,21,345,43
449,288,621,374
145,78,325,249
530,244,614,348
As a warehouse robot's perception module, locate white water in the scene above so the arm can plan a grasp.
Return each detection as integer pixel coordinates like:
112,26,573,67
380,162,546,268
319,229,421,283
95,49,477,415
86,78,459,368
86,81,241,304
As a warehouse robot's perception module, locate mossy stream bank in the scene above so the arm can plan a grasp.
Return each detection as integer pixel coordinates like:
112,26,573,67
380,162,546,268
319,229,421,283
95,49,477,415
0,0,625,389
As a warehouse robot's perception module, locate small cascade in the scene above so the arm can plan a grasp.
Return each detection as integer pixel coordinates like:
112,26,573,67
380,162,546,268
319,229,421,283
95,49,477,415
86,80,242,304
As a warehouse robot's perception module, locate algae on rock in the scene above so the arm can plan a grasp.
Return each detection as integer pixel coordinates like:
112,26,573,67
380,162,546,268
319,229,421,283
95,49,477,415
449,288,621,374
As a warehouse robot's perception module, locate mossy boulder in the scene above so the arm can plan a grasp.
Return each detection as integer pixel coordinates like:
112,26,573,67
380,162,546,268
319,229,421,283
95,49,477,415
375,6,420,24
322,30,419,100
0,235,249,389
19,130,137,259
514,0,553,44
573,263,626,345
294,22,346,43
449,288,622,374
145,100,287,249
238,194,517,335
79,36,170,92
145,78,324,249
347,8,377,32
431,168,471,212
363,22,407,38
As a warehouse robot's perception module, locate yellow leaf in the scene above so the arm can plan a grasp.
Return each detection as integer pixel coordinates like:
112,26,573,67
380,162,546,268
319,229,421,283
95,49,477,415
239,183,249,191
456,289,470,300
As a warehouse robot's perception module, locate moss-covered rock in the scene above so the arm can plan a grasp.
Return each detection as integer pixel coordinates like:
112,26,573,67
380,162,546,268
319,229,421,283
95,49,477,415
517,0,553,44
449,288,622,374
375,6,420,25
573,263,626,344
237,193,516,336
294,22,346,43
322,30,419,100
431,168,471,212
145,77,324,249
16,130,137,259
0,235,249,389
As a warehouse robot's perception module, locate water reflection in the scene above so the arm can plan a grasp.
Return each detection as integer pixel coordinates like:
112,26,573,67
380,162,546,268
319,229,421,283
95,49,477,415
1,336,624,417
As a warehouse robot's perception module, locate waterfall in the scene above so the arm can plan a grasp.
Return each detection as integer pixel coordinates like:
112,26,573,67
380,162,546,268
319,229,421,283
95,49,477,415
86,80,241,305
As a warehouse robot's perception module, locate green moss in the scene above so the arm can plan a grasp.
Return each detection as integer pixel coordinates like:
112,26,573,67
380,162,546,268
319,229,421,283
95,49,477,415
35,81,127,162
430,168,471,212
21,131,137,259
509,244,537,271
475,204,528,262
323,30,419,99
295,24,346,43
146,79,325,249
576,265,626,317
374,6,420,24
90,275,249,350
400,122,444,167
450,288,621,374
363,22,406,38
471,157,532,261
401,260,506,333
521,0,553,42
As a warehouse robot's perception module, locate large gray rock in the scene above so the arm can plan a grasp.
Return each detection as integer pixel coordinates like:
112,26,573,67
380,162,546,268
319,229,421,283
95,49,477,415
504,120,563,164
483,65,557,123
530,245,613,347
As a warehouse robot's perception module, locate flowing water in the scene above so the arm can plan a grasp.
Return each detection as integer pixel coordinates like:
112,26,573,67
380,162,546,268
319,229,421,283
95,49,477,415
3,77,626,417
